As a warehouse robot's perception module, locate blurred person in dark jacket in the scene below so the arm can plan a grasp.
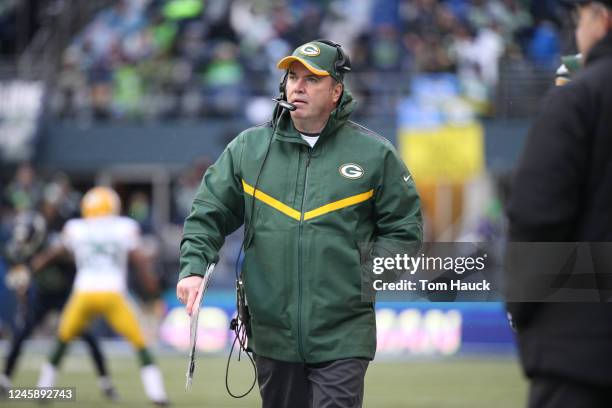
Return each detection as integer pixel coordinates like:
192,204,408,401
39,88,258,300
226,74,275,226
2,163,43,213
506,1,612,407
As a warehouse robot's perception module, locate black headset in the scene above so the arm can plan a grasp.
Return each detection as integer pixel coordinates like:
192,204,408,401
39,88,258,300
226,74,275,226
314,38,352,75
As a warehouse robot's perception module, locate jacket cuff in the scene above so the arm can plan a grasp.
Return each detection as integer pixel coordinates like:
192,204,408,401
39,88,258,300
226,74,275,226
178,262,207,281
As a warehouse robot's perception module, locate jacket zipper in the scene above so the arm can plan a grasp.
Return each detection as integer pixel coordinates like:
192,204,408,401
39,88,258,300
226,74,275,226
297,147,312,361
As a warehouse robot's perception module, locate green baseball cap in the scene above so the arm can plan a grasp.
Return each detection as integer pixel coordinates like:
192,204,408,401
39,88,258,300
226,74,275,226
277,41,345,82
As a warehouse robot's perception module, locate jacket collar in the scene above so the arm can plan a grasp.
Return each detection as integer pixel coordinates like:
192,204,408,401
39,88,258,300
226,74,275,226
272,88,355,145
586,32,612,65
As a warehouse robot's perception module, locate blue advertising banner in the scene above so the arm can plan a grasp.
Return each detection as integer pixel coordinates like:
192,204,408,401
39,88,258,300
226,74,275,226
160,290,515,357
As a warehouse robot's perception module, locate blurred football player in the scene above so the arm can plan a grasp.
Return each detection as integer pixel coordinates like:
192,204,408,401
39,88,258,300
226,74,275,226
32,186,168,406
0,211,117,400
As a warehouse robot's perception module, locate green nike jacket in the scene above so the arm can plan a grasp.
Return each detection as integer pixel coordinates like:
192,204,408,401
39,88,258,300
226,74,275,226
179,89,422,363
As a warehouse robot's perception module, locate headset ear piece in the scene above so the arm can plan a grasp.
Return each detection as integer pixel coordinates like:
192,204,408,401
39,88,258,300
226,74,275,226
315,39,350,75
279,72,288,98
341,54,352,72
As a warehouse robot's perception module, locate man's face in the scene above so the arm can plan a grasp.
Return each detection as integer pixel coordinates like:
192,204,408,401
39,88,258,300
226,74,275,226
575,3,612,57
285,62,343,125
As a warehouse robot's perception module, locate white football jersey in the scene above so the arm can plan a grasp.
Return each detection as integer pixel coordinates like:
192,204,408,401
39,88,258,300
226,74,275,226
62,216,141,292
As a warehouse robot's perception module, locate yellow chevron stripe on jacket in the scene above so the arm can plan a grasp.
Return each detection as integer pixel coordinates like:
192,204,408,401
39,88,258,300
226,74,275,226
303,189,374,220
242,180,301,220
242,180,374,221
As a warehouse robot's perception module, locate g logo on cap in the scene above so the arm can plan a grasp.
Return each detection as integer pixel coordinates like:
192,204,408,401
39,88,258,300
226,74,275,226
339,163,364,179
298,43,321,57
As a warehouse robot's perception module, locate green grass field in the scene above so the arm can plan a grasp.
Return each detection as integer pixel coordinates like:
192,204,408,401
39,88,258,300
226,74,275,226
2,353,527,407
0,355,526,408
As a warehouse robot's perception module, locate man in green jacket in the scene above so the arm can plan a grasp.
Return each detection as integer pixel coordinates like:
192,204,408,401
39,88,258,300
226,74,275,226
177,40,422,407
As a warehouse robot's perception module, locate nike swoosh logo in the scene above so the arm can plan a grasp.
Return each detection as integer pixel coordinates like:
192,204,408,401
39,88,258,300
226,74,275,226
403,175,411,182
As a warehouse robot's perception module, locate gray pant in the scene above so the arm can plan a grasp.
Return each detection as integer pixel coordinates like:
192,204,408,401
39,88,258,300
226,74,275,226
256,355,369,408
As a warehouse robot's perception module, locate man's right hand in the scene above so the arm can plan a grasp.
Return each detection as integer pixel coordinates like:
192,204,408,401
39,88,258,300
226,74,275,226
176,275,204,316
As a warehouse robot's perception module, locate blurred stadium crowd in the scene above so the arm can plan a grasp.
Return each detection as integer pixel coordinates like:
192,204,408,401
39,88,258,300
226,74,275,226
1,0,569,121
0,0,574,296
0,160,210,233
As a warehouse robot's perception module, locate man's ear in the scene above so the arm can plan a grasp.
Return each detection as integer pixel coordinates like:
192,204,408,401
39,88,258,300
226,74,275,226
332,82,343,104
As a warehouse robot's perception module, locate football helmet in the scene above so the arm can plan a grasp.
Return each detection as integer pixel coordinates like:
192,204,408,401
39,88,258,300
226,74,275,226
81,186,121,218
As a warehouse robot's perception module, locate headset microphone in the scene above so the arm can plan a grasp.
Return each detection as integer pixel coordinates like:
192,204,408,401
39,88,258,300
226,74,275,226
273,98,297,111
